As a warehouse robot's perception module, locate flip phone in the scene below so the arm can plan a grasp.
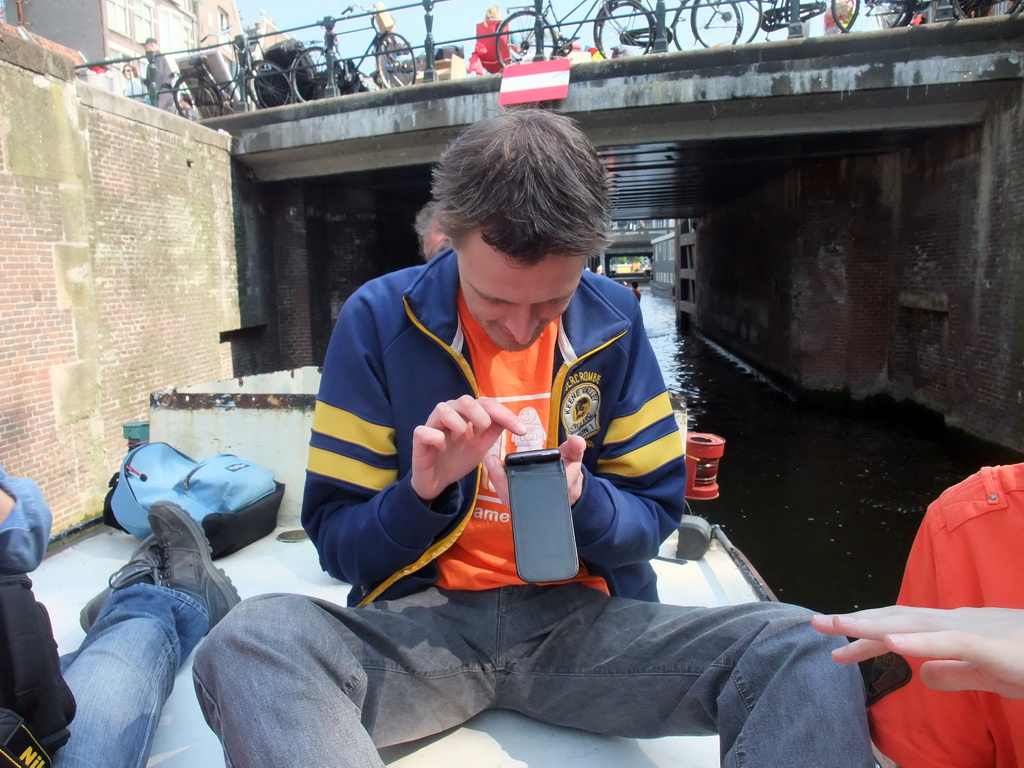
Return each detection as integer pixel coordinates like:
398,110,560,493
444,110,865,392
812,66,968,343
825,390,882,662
504,448,580,583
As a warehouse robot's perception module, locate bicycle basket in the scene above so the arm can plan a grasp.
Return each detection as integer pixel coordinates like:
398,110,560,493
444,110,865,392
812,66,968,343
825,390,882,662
264,39,306,68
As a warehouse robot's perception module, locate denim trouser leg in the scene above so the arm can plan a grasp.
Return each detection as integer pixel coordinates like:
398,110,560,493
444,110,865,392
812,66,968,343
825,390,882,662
194,586,873,768
56,584,207,768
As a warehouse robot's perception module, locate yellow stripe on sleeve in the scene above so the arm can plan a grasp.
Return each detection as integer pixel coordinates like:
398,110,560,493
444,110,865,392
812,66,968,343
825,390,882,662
596,431,685,478
312,401,396,456
307,445,397,492
603,393,674,446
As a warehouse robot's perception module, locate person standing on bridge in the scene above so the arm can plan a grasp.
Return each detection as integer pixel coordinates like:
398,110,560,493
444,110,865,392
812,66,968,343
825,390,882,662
192,108,874,768
142,37,175,112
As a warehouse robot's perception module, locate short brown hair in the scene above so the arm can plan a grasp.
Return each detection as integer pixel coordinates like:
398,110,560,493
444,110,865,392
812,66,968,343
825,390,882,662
431,109,610,265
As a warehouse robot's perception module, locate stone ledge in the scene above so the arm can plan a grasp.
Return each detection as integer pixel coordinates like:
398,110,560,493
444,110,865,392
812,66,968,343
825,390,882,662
0,23,75,81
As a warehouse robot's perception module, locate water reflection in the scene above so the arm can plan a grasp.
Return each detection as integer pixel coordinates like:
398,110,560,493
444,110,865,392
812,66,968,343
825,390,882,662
642,287,1021,614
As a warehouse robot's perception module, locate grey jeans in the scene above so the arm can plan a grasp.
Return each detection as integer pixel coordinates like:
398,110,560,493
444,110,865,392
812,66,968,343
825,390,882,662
193,584,873,767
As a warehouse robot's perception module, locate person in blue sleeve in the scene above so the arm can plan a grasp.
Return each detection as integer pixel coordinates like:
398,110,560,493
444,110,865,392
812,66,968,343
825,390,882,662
0,464,239,767
193,109,875,768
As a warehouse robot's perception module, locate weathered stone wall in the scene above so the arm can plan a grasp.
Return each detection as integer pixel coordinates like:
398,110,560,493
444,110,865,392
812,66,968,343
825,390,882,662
698,84,1024,453
0,31,240,532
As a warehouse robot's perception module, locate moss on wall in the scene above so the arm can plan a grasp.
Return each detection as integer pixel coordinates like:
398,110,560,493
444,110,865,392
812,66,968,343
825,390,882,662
0,34,241,533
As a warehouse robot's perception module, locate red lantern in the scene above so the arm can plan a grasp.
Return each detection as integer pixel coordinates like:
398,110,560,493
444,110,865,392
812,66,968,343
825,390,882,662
684,433,726,500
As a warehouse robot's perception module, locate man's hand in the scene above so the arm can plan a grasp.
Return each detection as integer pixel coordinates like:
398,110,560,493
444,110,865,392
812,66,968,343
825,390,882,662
411,396,526,503
811,606,1024,699
485,434,587,508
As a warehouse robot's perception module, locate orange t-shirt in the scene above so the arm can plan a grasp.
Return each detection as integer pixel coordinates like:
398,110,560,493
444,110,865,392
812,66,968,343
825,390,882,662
870,464,1024,768
434,291,607,594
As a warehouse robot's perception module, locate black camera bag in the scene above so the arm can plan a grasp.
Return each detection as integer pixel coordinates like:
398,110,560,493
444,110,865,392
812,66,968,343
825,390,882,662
0,575,75,767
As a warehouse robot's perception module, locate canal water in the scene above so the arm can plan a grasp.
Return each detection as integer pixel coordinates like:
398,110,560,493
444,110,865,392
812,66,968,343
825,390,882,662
641,286,1022,615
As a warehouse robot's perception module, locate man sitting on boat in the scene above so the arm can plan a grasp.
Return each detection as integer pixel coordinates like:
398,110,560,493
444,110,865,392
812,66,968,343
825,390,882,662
192,108,875,767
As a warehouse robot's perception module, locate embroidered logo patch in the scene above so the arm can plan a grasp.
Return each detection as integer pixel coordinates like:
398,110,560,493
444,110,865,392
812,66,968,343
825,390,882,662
562,383,600,439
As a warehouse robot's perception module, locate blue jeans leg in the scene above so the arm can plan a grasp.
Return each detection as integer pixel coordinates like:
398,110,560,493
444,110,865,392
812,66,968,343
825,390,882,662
194,587,873,768
493,585,874,767
56,584,207,768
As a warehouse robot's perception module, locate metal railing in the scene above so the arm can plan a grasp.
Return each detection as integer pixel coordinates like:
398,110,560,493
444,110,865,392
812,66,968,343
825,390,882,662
74,0,1020,120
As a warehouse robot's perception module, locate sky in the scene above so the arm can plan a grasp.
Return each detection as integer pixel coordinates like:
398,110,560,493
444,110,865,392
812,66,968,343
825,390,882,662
233,1,608,51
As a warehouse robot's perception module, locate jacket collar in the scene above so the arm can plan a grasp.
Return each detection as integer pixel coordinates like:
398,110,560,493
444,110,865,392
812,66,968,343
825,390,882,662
403,250,632,361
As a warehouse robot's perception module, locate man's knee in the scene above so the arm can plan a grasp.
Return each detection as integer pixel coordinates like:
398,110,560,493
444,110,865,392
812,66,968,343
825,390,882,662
196,593,317,671
743,602,855,665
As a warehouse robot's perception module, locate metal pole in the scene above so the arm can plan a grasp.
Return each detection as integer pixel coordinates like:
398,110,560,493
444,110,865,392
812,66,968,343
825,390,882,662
234,33,251,111
533,0,545,62
422,0,436,83
788,0,805,37
653,0,668,52
144,50,158,106
323,16,339,97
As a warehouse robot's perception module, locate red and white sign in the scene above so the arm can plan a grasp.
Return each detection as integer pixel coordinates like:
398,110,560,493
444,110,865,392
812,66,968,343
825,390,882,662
498,59,572,106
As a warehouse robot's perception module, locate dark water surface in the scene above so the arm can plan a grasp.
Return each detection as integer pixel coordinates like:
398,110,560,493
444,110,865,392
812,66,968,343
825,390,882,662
641,287,1021,614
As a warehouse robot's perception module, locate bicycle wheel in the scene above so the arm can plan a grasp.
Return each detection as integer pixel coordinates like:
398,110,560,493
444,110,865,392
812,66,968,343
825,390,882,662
735,0,763,43
690,0,746,47
593,0,656,58
828,0,860,31
496,10,557,67
374,32,416,88
291,46,328,102
248,59,291,109
948,0,1020,16
172,75,227,119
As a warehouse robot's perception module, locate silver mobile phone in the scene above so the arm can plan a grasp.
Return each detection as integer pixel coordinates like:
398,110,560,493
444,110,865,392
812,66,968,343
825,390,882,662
505,448,580,583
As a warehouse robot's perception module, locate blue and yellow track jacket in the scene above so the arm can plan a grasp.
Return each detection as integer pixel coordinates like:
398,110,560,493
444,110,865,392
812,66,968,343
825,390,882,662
302,251,687,607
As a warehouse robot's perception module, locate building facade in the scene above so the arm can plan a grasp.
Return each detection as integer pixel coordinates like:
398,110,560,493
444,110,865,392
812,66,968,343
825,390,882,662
15,0,240,69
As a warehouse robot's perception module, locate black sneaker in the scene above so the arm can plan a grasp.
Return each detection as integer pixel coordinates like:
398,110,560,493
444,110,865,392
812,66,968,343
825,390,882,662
147,501,240,632
79,535,161,632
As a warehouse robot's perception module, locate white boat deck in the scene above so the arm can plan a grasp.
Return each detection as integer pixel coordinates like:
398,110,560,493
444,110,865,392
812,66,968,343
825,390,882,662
32,524,764,768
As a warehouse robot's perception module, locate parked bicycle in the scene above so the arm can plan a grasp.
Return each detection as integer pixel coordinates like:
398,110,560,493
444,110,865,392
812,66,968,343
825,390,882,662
496,0,657,65
942,0,1021,19
290,5,416,102
170,30,291,118
828,0,1021,31
496,0,771,57
827,0,921,31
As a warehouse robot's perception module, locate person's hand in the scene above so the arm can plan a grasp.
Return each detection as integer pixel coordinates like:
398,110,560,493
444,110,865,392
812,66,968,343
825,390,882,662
811,606,1024,699
484,434,587,508
411,396,525,503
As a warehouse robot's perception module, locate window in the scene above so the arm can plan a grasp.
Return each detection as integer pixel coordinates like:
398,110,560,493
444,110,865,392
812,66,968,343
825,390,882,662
218,7,230,33
131,0,154,42
159,7,195,53
107,0,130,35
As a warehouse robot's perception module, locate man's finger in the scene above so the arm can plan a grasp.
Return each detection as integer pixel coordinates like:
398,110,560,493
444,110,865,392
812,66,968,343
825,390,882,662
477,398,527,435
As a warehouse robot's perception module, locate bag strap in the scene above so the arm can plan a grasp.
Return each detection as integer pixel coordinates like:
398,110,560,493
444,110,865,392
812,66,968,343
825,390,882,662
0,709,52,768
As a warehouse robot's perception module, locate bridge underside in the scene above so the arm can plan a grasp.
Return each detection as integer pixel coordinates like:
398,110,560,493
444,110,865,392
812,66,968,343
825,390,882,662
208,17,1024,220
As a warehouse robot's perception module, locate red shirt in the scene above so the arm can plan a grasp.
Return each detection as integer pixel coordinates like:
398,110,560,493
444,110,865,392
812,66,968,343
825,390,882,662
870,464,1024,768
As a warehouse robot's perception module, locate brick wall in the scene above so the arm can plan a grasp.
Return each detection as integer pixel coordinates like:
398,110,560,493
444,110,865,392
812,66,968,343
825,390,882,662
0,32,240,532
698,91,1024,453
